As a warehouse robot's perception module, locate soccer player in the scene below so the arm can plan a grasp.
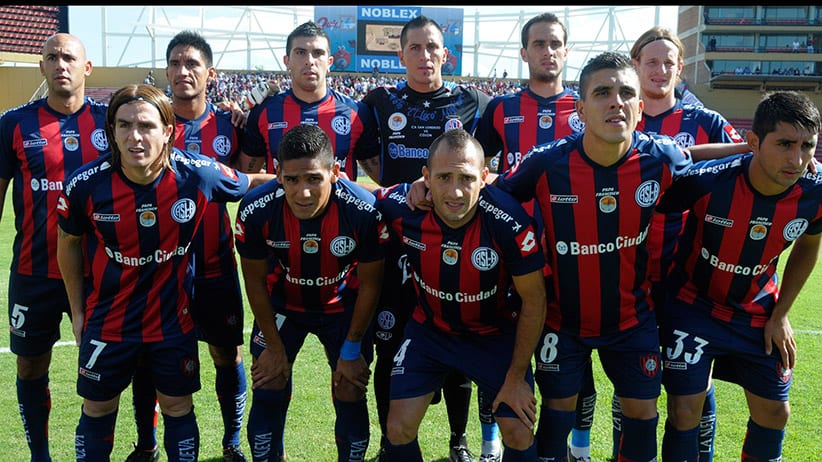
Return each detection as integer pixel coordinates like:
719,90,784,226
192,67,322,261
233,21,378,460
235,20,378,181
565,26,750,462
126,30,251,462
56,84,272,461
476,12,582,175
360,15,491,461
235,124,387,462
374,128,547,462
492,51,693,461
473,13,583,461
657,90,821,461
0,33,108,462
629,26,748,462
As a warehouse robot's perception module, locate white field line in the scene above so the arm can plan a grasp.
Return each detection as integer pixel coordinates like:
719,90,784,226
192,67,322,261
0,327,256,353
2,329,821,354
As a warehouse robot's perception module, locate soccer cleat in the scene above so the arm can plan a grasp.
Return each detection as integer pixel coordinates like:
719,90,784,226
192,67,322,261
125,443,160,462
478,450,501,462
567,446,592,462
223,445,248,462
449,444,476,462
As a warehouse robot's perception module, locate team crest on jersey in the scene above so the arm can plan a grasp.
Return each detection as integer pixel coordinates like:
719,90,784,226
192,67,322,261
749,223,768,241
673,132,696,149
303,239,320,254
388,112,407,131
442,248,459,265
783,218,808,241
640,353,659,377
377,310,396,331
139,211,156,227
567,112,585,132
91,129,109,151
635,180,660,208
471,247,499,271
181,356,198,376
598,195,617,213
444,118,463,131
171,198,196,223
212,135,231,157
538,114,553,129
63,136,79,152
331,115,352,136
186,142,201,154
330,236,356,257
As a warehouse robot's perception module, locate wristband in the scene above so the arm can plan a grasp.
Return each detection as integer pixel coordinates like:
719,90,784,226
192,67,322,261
340,340,361,361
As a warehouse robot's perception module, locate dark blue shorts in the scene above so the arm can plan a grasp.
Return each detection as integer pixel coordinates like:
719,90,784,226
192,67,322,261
249,308,373,369
373,245,417,351
190,273,244,347
660,297,792,401
388,320,531,419
534,314,661,400
8,274,71,356
77,331,201,401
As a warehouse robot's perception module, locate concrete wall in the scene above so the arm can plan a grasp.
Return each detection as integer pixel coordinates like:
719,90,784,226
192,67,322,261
0,66,166,111
690,82,822,120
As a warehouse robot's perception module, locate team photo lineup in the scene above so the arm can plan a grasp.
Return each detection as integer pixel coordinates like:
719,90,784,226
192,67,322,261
1,5,821,462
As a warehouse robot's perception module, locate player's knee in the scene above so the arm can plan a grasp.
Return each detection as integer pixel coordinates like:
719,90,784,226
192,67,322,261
386,414,418,445
619,396,658,420
497,418,534,450
208,344,242,366
82,397,120,418
666,395,704,429
750,400,790,430
16,351,51,379
157,393,194,417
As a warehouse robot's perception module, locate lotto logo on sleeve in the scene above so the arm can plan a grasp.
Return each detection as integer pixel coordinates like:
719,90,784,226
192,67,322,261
515,229,537,255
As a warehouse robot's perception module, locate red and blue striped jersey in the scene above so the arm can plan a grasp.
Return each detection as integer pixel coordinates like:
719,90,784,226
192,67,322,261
173,103,241,279
244,88,377,180
497,131,692,338
374,183,545,336
638,100,745,283
361,81,491,186
234,178,388,314
57,148,251,342
0,97,108,278
475,87,583,173
658,154,822,328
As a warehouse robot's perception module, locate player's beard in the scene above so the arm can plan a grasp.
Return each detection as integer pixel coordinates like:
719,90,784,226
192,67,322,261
532,68,560,85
